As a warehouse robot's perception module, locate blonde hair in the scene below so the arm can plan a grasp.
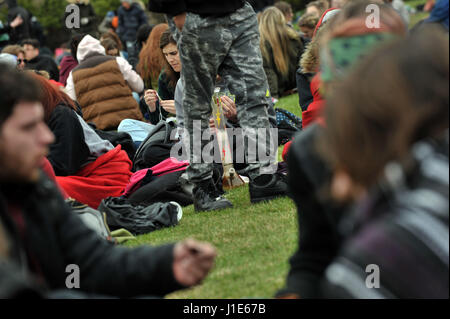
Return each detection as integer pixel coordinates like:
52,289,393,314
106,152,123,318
1,44,25,56
259,7,300,78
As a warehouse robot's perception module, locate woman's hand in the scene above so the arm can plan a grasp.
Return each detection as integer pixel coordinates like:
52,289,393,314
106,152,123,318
144,89,158,112
160,100,176,115
221,96,237,122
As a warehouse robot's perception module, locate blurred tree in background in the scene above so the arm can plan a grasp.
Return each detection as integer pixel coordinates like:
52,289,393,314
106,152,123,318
1,0,121,29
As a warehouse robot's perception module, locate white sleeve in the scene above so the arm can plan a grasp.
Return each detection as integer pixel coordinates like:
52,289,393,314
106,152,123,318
116,57,144,94
65,72,77,101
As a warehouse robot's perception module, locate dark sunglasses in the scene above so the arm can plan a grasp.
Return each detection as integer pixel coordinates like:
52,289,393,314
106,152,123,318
17,59,28,64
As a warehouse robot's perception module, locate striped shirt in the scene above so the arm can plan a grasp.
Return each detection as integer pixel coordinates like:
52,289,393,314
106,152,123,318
322,131,449,299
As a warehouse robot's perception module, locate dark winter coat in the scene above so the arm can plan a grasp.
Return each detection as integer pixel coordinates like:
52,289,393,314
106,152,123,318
25,55,60,82
276,124,346,298
117,3,148,43
0,173,184,297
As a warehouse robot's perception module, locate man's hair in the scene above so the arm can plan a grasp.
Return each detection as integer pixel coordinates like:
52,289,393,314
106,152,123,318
1,44,25,56
0,64,42,127
274,1,292,16
100,31,123,51
298,12,320,28
20,38,41,49
70,33,86,60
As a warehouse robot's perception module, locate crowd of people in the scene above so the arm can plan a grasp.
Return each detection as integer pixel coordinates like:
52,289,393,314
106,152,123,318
0,0,448,299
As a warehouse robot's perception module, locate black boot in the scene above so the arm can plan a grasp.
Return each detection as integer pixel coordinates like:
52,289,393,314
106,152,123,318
193,179,233,212
249,173,288,203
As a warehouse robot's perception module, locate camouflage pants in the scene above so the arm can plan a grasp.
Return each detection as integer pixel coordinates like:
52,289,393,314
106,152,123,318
171,2,275,184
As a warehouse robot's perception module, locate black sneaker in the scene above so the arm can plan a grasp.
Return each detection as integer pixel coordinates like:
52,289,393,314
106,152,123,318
249,173,288,203
193,179,233,212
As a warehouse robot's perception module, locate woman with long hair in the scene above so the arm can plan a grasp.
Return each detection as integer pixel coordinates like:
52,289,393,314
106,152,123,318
139,28,181,124
137,23,168,89
277,0,408,299
30,73,132,209
259,6,303,98
118,29,181,143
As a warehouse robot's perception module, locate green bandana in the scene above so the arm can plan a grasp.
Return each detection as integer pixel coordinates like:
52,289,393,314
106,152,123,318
320,33,396,83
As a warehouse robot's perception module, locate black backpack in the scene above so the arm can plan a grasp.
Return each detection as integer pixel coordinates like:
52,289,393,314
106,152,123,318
132,120,178,171
276,108,303,145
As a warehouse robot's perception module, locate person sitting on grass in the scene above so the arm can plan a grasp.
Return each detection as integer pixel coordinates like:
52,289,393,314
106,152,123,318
259,6,304,98
277,0,407,299
0,63,216,299
318,27,449,298
140,28,180,124
21,38,59,82
65,35,144,130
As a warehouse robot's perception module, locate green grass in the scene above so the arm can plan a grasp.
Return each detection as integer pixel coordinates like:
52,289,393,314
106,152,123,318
405,0,429,28
125,94,301,299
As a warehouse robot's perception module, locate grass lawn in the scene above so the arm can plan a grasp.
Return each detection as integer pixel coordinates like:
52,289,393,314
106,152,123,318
125,94,301,299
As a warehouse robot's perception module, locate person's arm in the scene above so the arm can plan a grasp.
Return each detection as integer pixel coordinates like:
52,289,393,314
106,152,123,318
65,72,77,101
55,202,184,297
116,56,144,93
51,188,215,297
296,68,314,112
139,8,148,26
117,9,124,38
47,106,90,176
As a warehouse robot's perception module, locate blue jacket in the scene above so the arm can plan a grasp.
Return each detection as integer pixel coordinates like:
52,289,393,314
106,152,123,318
117,4,148,43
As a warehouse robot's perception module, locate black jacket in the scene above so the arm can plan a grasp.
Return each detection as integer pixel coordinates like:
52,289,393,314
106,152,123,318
276,124,345,298
0,173,184,297
47,104,90,177
25,55,59,82
148,0,245,16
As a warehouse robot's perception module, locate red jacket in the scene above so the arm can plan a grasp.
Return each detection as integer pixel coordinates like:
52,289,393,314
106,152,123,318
302,73,325,129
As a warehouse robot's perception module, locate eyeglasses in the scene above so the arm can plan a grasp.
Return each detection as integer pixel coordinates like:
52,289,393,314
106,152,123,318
17,59,28,64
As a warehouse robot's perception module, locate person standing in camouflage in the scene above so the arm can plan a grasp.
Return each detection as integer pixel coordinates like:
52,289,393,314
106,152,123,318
148,0,287,211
